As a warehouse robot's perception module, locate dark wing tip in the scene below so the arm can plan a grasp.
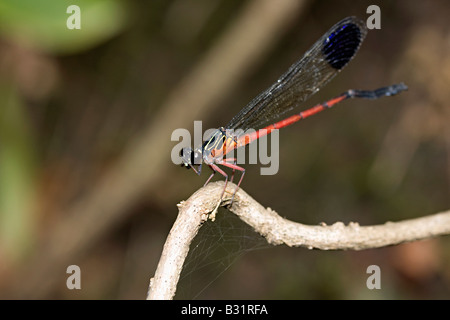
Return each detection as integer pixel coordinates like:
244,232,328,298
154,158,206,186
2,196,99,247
322,17,367,70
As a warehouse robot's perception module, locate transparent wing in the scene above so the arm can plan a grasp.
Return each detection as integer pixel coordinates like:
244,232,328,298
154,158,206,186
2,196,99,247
226,16,367,131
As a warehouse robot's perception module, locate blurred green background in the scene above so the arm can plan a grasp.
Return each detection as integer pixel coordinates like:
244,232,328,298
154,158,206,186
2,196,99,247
0,0,449,299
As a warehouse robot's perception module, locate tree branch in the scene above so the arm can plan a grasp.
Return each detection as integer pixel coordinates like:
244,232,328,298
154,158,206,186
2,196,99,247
147,181,450,300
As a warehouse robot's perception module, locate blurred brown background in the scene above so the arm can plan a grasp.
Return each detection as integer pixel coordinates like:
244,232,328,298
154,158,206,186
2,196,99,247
0,0,449,299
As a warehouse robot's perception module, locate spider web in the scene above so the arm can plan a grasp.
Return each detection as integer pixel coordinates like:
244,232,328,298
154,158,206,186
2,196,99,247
175,207,272,299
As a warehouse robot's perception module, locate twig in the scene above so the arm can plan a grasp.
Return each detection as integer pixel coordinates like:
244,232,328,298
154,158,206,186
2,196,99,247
147,181,450,300
147,184,222,300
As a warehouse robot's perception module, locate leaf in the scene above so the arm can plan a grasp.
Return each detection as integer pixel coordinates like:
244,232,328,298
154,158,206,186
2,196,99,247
0,0,129,54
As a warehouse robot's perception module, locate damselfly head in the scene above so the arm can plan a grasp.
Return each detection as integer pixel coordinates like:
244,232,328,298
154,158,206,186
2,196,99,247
180,147,202,174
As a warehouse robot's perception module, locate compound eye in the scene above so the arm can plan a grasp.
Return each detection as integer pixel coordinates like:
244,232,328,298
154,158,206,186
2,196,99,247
180,148,189,157
180,147,193,161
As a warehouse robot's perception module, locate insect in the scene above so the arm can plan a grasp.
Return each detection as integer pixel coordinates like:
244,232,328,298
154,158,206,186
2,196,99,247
180,16,407,202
